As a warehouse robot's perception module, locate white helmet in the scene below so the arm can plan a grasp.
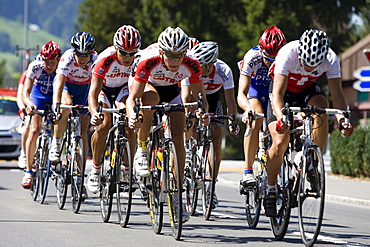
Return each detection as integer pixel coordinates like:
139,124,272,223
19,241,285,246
299,29,329,67
191,41,219,65
158,27,189,53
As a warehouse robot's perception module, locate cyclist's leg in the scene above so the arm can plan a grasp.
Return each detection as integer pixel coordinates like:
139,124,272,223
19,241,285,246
134,84,159,177
242,98,264,185
50,92,72,162
265,121,289,216
307,94,329,151
88,105,111,193
170,111,186,183
22,114,42,188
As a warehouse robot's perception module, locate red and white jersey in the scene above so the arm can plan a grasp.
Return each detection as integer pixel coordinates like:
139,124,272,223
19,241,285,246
56,48,98,85
270,40,341,93
92,46,135,88
182,59,234,95
134,46,202,86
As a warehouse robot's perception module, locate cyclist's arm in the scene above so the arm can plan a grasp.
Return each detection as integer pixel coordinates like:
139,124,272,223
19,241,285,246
327,77,347,121
271,73,288,121
189,81,209,112
224,88,237,117
88,76,103,116
126,79,146,119
53,73,67,106
22,77,36,114
328,77,353,136
237,74,253,112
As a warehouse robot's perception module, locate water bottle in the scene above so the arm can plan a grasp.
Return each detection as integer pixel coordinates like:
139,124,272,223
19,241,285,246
156,147,163,170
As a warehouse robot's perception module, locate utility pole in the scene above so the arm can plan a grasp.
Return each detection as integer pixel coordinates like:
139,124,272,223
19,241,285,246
15,0,39,72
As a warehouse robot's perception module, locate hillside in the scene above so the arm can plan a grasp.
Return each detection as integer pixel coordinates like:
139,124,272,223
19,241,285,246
0,17,69,73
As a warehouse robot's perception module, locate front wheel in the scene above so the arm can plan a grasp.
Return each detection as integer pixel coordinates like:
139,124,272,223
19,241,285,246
166,141,183,240
39,138,51,204
116,140,133,228
185,144,199,216
71,137,85,213
100,134,114,222
298,145,325,247
55,137,69,210
270,158,292,240
148,142,163,234
201,141,215,220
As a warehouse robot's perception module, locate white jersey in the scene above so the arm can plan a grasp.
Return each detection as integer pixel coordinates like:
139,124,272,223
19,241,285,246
270,40,341,93
56,48,97,85
182,59,234,95
92,46,135,88
134,46,202,86
238,46,272,87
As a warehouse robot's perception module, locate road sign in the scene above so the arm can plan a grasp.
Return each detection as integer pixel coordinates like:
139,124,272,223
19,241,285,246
353,80,370,92
353,66,370,91
363,49,370,65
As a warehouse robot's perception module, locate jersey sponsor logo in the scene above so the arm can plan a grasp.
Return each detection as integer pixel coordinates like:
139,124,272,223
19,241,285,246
215,67,228,82
144,59,158,72
98,68,104,74
139,71,146,78
184,59,200,74
32,64,43,74
248,56,262,69
103,57,114,68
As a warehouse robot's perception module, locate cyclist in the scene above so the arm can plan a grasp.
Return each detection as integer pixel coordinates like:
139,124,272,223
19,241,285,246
237,25,287,186
16,69,28,169
49,32,97,199
183,41,238,209
265,29,354,217
126,26,208,222
20,41,61,188
87,25,141,194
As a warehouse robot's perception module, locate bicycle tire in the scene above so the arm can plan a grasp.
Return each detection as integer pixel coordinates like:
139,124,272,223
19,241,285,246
185,143,199,216
55,136,69,210
147,140,163,234
100,133,114,222
40,138,51,204
166,141,183,240
270,157,292,240
116,140,133,228
298,145,325,247
31,137,42,201
244,160,263,228
71,136,85,213
201,141,216,220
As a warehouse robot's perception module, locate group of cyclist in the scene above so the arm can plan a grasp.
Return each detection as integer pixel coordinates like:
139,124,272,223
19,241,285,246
17,22,353,224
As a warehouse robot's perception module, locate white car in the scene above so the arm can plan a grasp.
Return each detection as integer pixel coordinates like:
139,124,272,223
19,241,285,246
0,94,22,160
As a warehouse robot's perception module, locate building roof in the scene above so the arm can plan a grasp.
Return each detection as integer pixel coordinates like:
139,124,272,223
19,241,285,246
339,33,370,81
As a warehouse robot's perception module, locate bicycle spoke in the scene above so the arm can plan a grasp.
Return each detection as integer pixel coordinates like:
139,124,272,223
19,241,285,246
298,146,325,246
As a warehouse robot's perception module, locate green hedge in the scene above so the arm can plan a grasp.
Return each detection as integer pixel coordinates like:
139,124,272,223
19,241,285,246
330,126,370,177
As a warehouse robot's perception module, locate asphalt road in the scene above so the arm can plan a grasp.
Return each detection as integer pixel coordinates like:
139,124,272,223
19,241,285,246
1,160,370,247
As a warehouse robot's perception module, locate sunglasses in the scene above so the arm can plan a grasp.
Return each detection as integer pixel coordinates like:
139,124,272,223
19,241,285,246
75,52,91,58
118,49,137,57
163,50,186,59
262,53,275,63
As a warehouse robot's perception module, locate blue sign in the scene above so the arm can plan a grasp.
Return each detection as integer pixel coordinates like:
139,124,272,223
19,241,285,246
353,66,370,91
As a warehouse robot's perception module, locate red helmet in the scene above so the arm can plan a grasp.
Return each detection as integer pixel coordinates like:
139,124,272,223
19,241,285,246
40,41,61,60
258,25,286,56
113,25,141,51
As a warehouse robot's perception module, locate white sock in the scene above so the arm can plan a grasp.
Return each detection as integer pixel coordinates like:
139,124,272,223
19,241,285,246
267,184,277,193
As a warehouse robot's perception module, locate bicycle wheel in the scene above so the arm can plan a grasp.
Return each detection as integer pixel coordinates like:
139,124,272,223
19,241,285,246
166,141,183,240
244,160,263,229
55,136,69,209
70,136,85,213
147,141,163,234
39,138,51,204
201,141,215,220
100,134,114,222
298,145,325,247
270,158,292,240
116,139,133,228
31,137,42,201
185,144,199,216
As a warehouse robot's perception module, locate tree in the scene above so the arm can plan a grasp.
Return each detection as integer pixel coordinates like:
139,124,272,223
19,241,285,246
76,0,369,159
0,59,6,88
